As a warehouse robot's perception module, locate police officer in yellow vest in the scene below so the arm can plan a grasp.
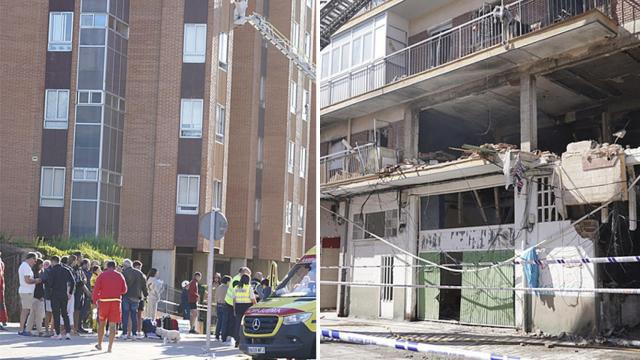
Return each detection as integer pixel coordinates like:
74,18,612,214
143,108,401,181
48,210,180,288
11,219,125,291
222,267,251,344
232,274,256,347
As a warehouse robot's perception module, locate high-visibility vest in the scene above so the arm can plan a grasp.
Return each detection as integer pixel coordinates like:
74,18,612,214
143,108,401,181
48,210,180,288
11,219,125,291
225,274,241,305
234,285,252,304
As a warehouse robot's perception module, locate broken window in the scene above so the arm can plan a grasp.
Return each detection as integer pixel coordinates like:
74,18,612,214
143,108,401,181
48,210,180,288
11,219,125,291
536,176,562,222
420,187,514,230
365,211,385,238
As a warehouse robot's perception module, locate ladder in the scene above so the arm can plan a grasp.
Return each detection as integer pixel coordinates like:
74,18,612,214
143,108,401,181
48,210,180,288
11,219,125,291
320,0,373,49
234,1,316,81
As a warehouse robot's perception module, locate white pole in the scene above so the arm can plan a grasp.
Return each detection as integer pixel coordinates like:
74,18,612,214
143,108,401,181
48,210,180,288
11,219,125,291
205,211,216,354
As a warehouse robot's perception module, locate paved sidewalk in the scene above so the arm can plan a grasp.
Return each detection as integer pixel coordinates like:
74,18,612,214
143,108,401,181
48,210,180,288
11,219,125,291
319,312,640,359
0,323,248,360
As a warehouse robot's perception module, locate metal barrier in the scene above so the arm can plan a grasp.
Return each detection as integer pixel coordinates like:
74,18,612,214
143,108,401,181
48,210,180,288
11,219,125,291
319,0,640,108
320,143,397,184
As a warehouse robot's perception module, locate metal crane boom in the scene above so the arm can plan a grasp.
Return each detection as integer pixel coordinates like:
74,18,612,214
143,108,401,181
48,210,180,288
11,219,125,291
234,1,316,81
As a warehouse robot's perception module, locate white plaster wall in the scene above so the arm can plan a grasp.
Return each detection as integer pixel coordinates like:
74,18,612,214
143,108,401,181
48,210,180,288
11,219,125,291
350,104,407,134
320,200,345,239
320,122,349,143
348,191,414,320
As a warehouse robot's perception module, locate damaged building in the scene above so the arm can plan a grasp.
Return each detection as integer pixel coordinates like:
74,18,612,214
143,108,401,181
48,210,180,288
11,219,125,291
319,0,640,336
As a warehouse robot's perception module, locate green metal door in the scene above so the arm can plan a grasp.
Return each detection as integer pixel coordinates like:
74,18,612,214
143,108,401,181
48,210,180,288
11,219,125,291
417,252,440,320
460,250,515,327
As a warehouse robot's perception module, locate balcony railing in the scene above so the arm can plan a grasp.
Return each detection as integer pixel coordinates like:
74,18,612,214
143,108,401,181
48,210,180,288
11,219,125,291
320,143,397,184
320,0,634,108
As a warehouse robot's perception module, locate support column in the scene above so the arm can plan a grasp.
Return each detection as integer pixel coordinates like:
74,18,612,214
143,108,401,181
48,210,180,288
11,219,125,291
520,74,538,152
403,107,419,161
152,249,176,291
337,200,350,317
601,112,611,143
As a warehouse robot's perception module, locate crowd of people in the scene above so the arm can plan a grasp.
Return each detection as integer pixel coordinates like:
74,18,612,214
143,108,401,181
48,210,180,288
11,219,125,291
5,251,164,352
179,267,272,347
0,250,273,351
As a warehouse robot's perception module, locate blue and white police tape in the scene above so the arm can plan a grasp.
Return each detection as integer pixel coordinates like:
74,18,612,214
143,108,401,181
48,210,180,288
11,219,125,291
322,328,525,360
320,255,640,270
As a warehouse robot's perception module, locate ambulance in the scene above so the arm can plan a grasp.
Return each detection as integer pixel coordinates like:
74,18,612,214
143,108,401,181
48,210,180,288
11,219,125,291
239,247,316,359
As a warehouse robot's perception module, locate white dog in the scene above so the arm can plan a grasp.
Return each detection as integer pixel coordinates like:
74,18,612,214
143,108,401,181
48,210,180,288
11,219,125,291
156,327,181,343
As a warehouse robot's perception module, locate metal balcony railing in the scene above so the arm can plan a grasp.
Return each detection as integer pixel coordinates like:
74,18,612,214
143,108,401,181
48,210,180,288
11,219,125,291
320,0,639,108
320,143,397,184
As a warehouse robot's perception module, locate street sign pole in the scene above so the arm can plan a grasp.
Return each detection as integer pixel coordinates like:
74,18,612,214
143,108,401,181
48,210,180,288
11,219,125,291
205,211,216,356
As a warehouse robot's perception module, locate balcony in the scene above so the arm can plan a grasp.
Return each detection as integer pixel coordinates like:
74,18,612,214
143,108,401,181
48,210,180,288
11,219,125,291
320,0,635,119
320,143,397,185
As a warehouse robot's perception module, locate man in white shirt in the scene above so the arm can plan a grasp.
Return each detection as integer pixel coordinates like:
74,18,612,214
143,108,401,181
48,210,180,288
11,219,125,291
18,252,41,335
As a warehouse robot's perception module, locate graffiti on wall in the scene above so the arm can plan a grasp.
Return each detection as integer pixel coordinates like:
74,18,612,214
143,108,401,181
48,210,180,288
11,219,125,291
419,225,516,252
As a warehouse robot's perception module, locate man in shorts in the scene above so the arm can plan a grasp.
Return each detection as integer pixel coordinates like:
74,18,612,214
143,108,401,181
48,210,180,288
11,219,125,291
18,252,41,335
92,260,127,352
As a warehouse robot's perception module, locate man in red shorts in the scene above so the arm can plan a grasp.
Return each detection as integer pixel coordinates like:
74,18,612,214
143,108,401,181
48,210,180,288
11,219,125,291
92,260,127,352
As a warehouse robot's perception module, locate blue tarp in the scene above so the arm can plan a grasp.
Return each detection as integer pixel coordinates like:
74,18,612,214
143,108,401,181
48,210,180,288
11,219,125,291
522,248,539,289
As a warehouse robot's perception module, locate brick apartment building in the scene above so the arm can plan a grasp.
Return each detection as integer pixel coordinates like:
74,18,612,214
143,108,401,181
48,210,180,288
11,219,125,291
0,0,316,289
225,0,316,279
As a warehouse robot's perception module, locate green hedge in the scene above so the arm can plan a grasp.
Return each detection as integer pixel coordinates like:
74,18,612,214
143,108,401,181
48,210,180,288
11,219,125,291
2,235,129,265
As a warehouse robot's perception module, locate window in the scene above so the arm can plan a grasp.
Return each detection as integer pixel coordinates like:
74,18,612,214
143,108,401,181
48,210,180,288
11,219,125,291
290,81,297,114
537,176,562,222
48,12,73,51
302,89,310,121
304,32,311,59
257,137,264,169
180,99,203,138
216,104,225,143
259,76,266,107
352,213,364,239
340,43,350,71
72,167,99,182
321,53,330,79
40,167,65,207
213,179,223,210
306,0,313,9
365,211,385,238
44,89,69,129
299,146,306,178
291,21,299,49
176,175,200,214
287,141,295,174
218,32,229,69
183,24,206,63
384,209,398,237
255,199,262,228
380,256,394,302
80,13,107,28
285,201,293,233
297,204,305,236
77,90,103,104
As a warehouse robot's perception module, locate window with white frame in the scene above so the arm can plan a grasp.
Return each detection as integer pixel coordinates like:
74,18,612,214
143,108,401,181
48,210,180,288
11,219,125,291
362,210,398,239
285,201,293,233
177,175,200,214
537,176,561,222
306,0,313,9
384,209,398,237
213,179,222,210
77,90,103,105
40,167,65,207
291,21,299,49
255,198,262,228
216,104,225,143
259,76,266,107
299,146,306,178
257,137,264,169
218,32,229,69
80,13,107,28
302,89,310,121
44,89,69,129
352,213,364,239
180,99,203,138
290,80,297,114
183,24,206,63
287,141,295,174
304,32,311,59
48,12,73,51
297,204,305,236
73,167,99,181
